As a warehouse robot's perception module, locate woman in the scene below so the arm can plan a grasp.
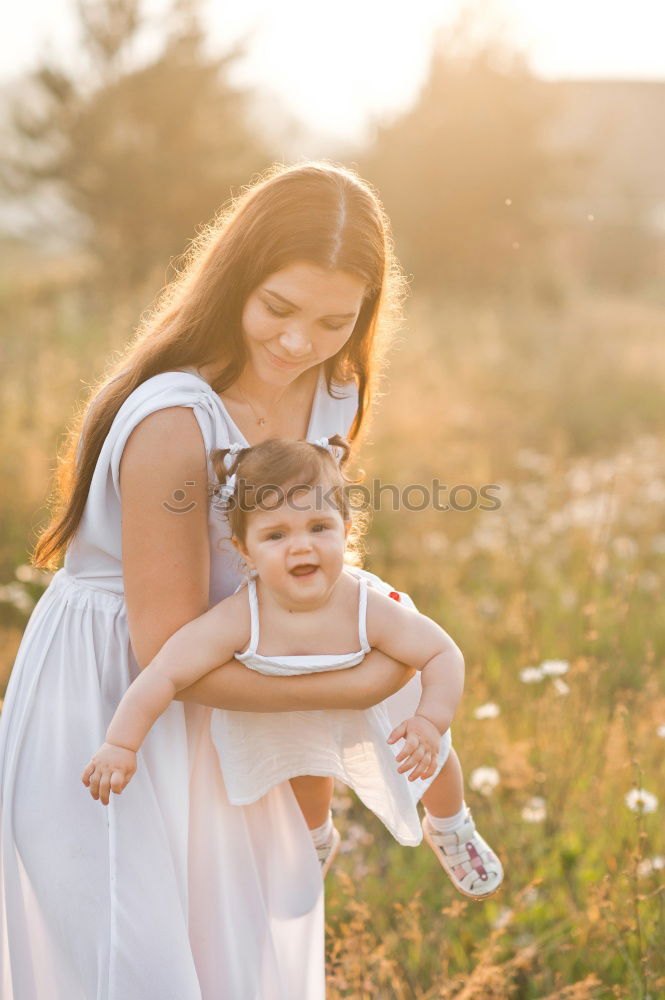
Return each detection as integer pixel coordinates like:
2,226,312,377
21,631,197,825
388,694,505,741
0,161,418,999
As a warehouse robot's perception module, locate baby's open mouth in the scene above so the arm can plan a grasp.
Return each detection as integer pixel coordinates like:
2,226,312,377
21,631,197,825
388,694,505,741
289,565,319,576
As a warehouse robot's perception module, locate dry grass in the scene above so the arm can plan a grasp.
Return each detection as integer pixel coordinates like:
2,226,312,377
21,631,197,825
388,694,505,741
1,262,664,995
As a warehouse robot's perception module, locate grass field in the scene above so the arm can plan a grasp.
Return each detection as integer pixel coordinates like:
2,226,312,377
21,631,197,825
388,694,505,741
1,267,664,997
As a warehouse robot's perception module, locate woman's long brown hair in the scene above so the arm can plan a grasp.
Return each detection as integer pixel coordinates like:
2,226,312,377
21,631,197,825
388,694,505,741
32,159,409,570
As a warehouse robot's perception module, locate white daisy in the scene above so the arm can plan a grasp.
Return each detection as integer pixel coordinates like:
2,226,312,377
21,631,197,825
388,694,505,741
656,724,665,739
540,659,569,676
474,702,501,720
520,667,544,684
552,678,570,696
0,583,34,615
625,788,658,814
521,796,547,823
492,906,514,929
636,856,665,878
469,767,500,796
651,534,665,555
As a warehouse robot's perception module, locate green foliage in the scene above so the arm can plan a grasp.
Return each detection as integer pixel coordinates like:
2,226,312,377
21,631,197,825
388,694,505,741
2,254,665,998
359,16,582,296
3,0,271,288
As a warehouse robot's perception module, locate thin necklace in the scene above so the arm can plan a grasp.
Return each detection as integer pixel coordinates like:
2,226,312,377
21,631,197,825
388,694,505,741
233,381,288,427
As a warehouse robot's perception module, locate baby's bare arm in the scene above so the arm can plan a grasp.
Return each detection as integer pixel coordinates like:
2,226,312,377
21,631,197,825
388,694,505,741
106,592,249,752
366,589,465,735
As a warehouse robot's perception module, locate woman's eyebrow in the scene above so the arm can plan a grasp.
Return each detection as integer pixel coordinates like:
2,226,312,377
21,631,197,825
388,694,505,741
262,287,356,320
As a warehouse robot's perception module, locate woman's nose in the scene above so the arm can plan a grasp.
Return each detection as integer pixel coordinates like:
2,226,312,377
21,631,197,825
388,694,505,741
278,329,312,358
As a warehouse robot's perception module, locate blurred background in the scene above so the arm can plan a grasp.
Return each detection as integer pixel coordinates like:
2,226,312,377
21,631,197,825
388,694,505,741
1,1,664,995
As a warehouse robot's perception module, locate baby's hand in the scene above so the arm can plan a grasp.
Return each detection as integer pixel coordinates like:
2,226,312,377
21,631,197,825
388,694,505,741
81,742,137,805
387,715,441,782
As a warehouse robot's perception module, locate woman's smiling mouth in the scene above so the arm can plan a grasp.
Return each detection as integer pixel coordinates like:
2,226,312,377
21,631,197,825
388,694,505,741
265,346,309,370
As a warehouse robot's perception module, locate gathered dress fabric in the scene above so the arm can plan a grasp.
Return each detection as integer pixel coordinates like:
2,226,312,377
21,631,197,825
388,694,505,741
0,366,451,999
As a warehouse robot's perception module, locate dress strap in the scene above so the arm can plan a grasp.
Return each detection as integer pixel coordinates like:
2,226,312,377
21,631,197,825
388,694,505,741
357,576,371,654
246,576,260,654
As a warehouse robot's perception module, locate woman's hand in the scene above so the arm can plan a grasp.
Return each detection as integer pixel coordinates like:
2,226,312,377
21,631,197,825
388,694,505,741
81,742,137,805
387,715,441,782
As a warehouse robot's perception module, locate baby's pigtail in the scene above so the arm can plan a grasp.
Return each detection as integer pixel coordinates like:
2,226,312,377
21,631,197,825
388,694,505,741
208,445,250,506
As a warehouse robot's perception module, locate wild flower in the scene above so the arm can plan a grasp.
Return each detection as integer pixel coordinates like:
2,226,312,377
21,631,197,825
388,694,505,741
522,885,540,905
492,906,514,929
637,571,660,592
646,479,665,503
476,595,501,618
612,535,638,559
0,583,34,615
14,564,52,587
516,448,552,475
624,788,658,814
332,790,352,813
469,766,500,796
656,724,665,739
651,533,665,555
520,666,544,683
636,856,665,878
474,702,501,720
339,822,374,854
540,659,569,676
552,678,570,696
424,531,447,554
521,796,547,822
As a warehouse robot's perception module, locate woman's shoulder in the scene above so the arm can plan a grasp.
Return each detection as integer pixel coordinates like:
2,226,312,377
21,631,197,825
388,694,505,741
118,370,212,412
106,371,228,493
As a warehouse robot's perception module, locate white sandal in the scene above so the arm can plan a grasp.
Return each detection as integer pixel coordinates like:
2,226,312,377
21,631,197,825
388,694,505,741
421,808,504,901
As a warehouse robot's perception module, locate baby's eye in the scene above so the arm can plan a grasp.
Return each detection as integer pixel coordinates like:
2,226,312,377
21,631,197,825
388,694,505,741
266,531,284,540
322,321,346,332
311,523,328,532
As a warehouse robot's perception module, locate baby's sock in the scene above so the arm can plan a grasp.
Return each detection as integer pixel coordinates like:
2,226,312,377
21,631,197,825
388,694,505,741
425,802,468,834
309,812,334,848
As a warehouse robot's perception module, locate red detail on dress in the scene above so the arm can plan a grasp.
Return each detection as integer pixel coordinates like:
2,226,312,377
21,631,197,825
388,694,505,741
388,591,401,601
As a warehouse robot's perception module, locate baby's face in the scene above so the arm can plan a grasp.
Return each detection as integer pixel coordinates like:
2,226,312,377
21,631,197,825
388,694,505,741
236,482,349,606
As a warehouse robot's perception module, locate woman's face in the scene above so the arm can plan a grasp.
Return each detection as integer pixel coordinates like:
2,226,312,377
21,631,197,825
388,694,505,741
240,261,367,384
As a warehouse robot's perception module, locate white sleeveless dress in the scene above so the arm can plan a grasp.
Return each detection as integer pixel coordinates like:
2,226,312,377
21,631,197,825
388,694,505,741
212,573,452,846
0,365,451,999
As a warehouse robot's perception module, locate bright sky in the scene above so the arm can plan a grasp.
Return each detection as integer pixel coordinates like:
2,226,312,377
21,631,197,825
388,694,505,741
3,0,665,142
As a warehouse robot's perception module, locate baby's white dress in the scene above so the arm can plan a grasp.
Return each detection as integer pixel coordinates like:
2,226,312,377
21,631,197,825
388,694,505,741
0,364,452,999
211,570,452,846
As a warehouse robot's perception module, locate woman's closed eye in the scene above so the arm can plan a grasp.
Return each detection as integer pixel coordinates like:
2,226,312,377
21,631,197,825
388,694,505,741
264,302,347,332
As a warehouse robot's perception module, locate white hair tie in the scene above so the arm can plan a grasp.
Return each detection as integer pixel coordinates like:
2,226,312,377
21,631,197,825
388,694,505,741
314,436,345,467
222,442,243,473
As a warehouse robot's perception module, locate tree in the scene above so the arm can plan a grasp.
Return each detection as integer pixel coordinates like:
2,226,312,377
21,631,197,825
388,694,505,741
2,0,272,287
360,16,577,295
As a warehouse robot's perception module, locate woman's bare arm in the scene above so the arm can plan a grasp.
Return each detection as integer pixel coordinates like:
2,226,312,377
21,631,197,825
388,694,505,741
174,649,416,712
120,407,415,713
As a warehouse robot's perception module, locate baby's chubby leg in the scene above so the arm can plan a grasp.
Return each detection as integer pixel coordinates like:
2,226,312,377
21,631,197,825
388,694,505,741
420,748,503,899
289,775,340,878
289,775,334,828
421,746,464,818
